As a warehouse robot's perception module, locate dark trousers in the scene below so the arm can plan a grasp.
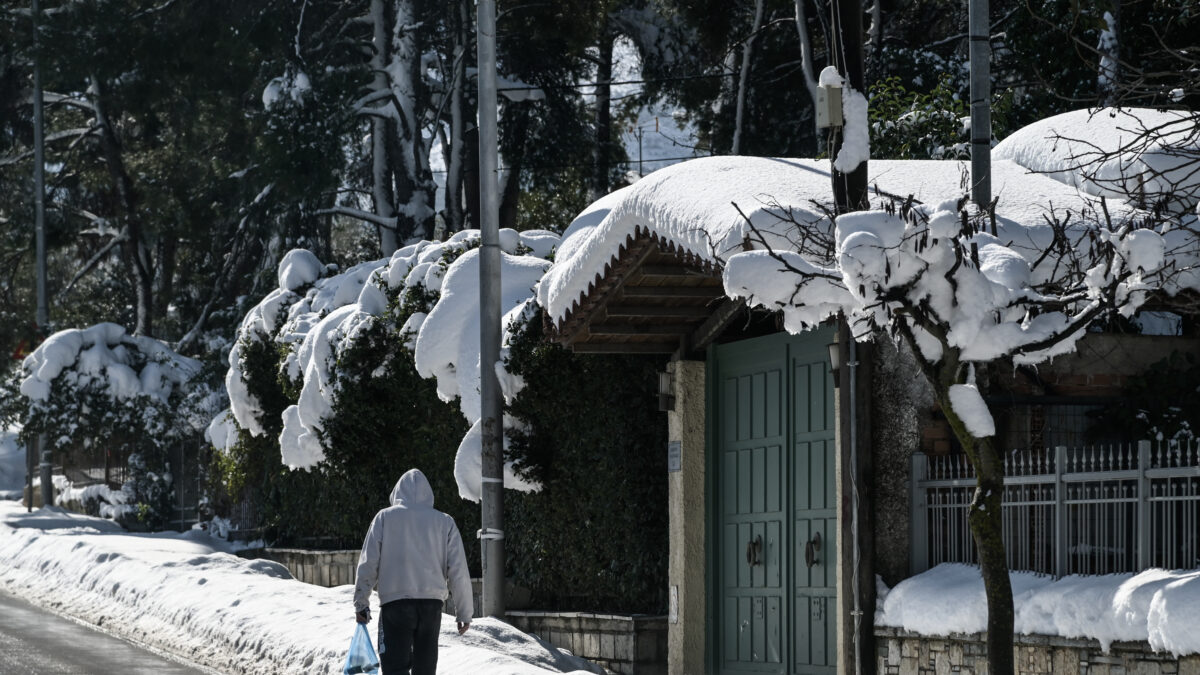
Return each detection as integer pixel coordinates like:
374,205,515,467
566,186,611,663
379,599,443,675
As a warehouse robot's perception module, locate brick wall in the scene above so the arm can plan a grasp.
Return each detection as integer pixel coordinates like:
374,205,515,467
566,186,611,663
506,611,667,675
877,627,1200,675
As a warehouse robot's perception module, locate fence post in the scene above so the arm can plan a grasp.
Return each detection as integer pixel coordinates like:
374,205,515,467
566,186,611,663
1137,440,1152,570
1055,446,1067,578
910,452,929,574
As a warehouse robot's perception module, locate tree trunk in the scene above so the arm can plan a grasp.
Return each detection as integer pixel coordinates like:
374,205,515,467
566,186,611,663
971,438,1015,675
155,234,176,327
391,0,436,244
592,21,614,201
938,382,1015,675
89,74,154,337
732,0,766,155
793,0,824,154
444,0,471,235
499,103,530,230
1098,2,1120,106
464,125,481,231
371,0,399,253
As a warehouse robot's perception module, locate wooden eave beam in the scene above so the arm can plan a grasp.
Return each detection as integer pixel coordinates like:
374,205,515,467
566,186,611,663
605,304,713,319
572,341,679,354
621,285,724,299
676,297,745,359
589,324,695,336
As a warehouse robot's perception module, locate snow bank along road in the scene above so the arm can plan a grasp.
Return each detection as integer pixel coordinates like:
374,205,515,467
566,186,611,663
0,501,599,674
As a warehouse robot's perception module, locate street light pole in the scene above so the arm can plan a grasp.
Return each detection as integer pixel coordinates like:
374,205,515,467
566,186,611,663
32,0,52,510
476,0,505,619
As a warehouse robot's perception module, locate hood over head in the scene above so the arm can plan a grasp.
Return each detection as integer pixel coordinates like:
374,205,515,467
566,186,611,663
390,468,435,508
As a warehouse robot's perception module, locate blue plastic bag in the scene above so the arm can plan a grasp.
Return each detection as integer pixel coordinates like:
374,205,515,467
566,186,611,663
343,623,380,675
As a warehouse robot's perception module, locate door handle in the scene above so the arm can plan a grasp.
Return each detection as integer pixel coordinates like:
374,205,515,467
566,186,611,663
805,532,821,568
745,535,763,567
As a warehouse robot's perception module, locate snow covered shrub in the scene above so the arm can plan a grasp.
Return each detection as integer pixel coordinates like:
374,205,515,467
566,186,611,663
14,323,217,529
502,314,669,613
211,243,480,550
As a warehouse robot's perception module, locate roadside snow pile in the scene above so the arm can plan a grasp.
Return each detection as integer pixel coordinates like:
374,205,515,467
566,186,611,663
994,107,1200,214
878,563,1200,657
0,501,599,675
0,428,23,499
223,228,557,500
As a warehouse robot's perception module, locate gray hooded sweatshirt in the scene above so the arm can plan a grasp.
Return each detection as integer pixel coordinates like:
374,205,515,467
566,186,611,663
353,469,473,623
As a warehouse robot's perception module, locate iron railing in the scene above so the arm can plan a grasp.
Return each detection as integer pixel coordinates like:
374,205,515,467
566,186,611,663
911,440,1200,577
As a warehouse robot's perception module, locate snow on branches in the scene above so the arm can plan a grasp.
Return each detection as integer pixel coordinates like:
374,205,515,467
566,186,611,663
221,228,558,500
724,192,1195,438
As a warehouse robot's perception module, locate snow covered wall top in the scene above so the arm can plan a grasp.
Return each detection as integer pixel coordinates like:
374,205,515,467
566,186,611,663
994,107,1200,214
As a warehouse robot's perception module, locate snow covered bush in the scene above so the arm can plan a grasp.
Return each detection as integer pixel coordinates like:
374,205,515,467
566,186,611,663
212,231,551,547
12,323,219,529
214,231,671,610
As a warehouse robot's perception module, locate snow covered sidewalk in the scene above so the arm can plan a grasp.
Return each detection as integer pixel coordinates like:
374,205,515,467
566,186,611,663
0,500,599,674
878,563,1200,656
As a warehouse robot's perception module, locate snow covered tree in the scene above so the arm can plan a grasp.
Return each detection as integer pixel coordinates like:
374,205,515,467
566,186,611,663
723,192,1198,675
13,323,219,529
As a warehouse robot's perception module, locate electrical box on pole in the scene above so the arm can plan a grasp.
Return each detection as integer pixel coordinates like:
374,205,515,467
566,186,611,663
815,83,843,129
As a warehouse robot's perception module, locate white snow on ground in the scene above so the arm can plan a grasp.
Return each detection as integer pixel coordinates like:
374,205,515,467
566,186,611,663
994,107,1200,214
0,428,24,500
0,500,599,675
878,563,1200,657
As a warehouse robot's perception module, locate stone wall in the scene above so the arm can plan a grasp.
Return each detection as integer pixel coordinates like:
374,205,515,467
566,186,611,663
506,611,668,675
242,548,358,587
877,627,1200,675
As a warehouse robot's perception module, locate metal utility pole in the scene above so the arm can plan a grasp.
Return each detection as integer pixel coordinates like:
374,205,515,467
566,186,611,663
32,0,52,510
969,0,992,206
830,0,868,214
476,0,505,619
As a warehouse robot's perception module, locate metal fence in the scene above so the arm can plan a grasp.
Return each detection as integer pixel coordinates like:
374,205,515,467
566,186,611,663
911,440,1200,577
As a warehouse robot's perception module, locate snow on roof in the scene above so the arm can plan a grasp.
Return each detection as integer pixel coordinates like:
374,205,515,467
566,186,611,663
540,155,1135,328
994,107,1200,213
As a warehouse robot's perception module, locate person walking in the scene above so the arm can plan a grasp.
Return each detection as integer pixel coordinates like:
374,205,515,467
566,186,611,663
354,468,473,675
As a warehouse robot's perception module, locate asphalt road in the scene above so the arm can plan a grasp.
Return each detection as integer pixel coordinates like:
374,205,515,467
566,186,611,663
0,590,216,675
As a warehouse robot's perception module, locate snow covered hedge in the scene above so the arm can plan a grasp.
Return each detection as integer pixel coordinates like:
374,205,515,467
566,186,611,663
8,323,221,528
213,229,670,610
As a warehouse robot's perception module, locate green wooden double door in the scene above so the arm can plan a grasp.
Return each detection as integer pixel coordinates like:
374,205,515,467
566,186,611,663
710,329,836,675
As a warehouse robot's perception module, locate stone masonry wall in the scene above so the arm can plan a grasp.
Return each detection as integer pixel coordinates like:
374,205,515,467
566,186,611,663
241,548,359,587
506,611,667,675
877,627,1200,675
